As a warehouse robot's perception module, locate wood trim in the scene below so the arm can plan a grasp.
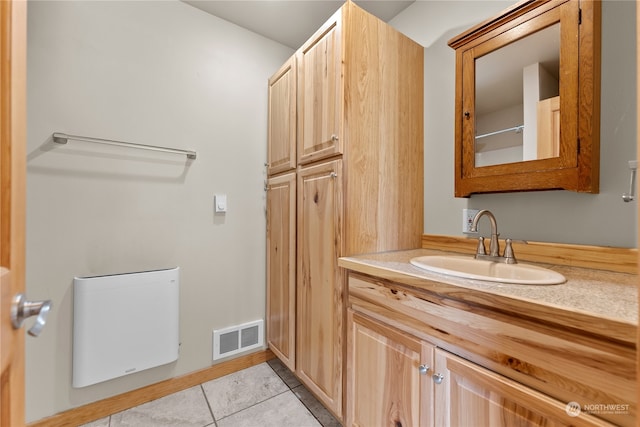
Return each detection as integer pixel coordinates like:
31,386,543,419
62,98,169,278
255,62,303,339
1,1,27,426
447,0,557,49
422,234,638,274
27,349,275,427
636,0,640,416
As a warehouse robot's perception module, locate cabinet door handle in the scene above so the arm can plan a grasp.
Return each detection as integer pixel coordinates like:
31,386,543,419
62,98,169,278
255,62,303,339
331,134,339,142
418,364,430,375
432,373,444,384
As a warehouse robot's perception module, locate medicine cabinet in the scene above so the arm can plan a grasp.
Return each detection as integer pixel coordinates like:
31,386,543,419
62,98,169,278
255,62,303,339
448,0,600,197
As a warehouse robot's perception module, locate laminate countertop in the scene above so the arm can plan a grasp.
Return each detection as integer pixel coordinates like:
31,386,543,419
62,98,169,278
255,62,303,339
338,248,637,345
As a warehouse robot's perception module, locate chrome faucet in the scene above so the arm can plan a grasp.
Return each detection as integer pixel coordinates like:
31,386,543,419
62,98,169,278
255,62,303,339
470,210,517,264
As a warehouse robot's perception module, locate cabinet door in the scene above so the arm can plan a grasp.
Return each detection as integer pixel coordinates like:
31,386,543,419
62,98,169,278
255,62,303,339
267,56,296,175
433,349,614,427
297,7,343,165
266,173,296,370
296,159,343,418
347,311,434,427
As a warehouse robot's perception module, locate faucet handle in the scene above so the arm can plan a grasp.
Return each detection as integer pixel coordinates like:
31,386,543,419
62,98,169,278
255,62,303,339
503,238,517,264
476,236,486,256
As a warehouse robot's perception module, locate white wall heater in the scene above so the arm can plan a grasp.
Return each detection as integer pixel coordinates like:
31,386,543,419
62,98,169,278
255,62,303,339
72,267,180,388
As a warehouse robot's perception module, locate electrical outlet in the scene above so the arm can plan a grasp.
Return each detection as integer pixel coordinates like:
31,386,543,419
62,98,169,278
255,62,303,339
462,209,480,233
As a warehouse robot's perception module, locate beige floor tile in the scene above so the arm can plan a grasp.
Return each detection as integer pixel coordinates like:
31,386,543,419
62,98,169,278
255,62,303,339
110,385,213,427
217,390,320,427
78,360,342,427
202,362,288,420
79,417,110,427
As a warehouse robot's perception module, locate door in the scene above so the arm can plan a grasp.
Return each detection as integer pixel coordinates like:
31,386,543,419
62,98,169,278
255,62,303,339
297,7,343,165
296,159,343,418
433,348,613,427
347,310,434,427
637,0,640,416
265,172,296,371
267,56,296,176
1,1,27,425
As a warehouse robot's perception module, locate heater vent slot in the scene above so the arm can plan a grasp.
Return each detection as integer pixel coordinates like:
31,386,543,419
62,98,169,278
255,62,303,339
213,319,263,360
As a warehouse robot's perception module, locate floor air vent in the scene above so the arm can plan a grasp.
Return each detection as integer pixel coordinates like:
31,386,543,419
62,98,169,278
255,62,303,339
213,319,264,360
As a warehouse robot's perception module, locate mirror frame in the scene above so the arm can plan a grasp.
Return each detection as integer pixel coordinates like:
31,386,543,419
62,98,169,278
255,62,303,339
448,0,601,197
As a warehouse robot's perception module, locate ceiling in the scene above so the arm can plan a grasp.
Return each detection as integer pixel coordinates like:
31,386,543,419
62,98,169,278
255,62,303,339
182,1,415,49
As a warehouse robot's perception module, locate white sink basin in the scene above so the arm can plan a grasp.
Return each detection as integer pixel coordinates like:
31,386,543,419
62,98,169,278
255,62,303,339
409,255,566,285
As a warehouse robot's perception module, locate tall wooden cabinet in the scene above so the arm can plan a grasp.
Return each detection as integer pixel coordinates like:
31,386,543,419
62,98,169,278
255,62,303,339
266,56,297,370
297,11,342,165
265,172,296,370
267,56,296,176
266,0,424,419
296,159,344,413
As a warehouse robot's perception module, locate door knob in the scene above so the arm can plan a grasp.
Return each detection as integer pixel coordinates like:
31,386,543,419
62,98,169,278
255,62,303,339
433,373,444,384
11,294,53,337
418,364,430,375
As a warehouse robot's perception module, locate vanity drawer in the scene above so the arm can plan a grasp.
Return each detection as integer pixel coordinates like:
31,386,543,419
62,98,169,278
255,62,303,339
347,272,636,426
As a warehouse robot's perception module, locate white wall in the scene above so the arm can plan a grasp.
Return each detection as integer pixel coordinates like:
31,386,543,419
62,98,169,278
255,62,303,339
391,0,637,247
26,0,293,421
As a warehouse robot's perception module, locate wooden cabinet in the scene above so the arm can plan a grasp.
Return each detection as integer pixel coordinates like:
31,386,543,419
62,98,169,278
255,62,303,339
267,56,296,176
296,160,343,413
266,0,423,420
297,9,342,165
265,172,296,371
346,273,631,426
434,348,610,427
298,0,425,256
448,0,600,196
266,55,297,372
347,310,434,427
347,311,616,427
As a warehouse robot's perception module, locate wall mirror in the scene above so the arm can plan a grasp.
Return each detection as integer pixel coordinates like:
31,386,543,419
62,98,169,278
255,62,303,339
448,0,600,197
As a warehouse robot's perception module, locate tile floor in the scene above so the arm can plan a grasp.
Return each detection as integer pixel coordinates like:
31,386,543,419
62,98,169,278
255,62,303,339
80,358,342,427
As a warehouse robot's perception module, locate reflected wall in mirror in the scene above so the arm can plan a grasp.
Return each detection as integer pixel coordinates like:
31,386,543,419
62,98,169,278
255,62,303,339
449,0,600,197
475,23,560,167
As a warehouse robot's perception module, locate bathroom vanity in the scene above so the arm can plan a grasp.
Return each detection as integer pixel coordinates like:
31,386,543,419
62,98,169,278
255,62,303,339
340,249,636,427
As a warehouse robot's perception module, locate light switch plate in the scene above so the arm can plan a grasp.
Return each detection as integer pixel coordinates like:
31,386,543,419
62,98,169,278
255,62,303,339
215,194,227,213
